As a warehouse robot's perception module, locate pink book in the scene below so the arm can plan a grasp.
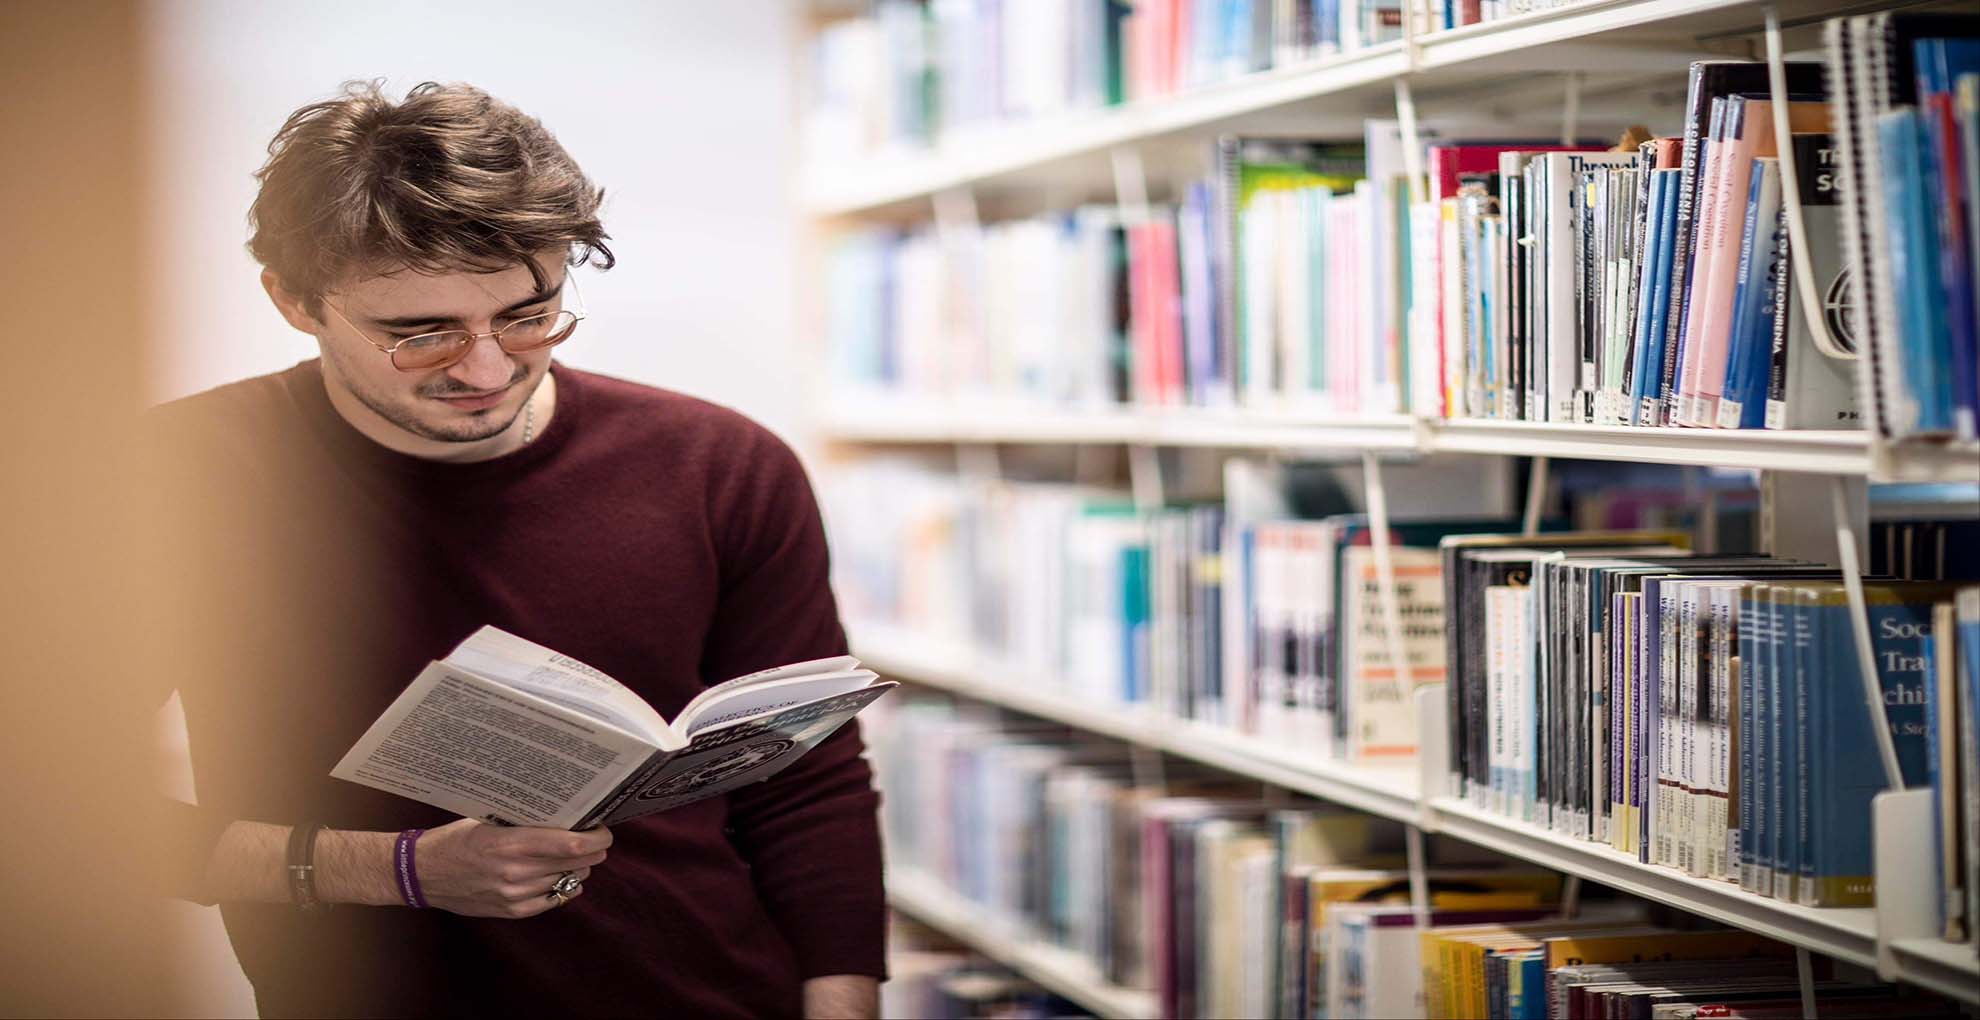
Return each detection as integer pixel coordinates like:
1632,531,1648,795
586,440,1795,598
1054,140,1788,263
1680,96,1831,426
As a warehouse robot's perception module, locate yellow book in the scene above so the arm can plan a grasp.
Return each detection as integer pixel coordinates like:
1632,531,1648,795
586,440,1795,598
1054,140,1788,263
1542,928,1792,970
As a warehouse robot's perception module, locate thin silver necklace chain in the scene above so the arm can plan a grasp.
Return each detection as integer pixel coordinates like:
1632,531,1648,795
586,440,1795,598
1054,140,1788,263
521,393,537,445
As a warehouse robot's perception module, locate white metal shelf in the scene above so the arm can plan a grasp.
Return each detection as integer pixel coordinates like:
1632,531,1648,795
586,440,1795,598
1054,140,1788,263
798,0,1860,217
816,401,1422,453
887,869,1159,1020
817,403,1979,482
852,622,1980,1005
1429,796,1884,976
850,619,1421,823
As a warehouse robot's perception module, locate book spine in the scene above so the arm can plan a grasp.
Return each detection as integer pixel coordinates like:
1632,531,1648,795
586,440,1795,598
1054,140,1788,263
1660,65,1713,427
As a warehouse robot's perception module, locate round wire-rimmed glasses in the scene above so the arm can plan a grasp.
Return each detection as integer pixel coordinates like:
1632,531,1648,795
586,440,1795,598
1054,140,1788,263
325,273,588,372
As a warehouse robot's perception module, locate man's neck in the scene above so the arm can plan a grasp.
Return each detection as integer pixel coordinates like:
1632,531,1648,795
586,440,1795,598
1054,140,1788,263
321,369,557,463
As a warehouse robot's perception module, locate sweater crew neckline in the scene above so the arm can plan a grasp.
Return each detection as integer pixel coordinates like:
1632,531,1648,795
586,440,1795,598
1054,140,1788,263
281,359,581,483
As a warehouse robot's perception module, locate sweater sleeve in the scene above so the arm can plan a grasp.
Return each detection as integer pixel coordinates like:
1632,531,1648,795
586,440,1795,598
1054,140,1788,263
698,429,887,981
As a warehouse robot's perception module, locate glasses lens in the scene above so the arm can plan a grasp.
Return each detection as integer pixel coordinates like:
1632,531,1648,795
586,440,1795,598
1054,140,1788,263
497,311,580,353
391,331,473,371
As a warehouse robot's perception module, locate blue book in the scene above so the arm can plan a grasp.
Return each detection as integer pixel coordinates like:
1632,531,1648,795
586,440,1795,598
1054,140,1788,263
1787,586,1814,902
1627,170,1673,424
1802,582,1947,906
1123,541,1150,704
1738,586,1766,891
1915,39,1980,438
1632,169,1683,425
1510,950,1546,1020
1879,108,1958,434
1721,158,1784,429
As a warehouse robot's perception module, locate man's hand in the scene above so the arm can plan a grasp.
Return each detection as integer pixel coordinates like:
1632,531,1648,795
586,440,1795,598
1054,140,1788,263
198,818,612,916
802,975,878,1020
414,818,612,918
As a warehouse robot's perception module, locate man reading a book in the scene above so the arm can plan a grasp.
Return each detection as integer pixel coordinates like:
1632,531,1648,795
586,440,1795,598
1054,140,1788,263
153,81,885,1019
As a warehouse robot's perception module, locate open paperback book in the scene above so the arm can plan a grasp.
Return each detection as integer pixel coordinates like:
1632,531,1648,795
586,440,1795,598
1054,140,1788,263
332,625,895,829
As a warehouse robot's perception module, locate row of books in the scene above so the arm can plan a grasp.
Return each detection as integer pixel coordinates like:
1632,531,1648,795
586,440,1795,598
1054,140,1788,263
828,461,1980,928
1443,538,1980,930
823,126,1431,413
869,697,1972,1018
821,46,1980,446
804,0,1619,162
1828,13,1980,442
885,946,1082,1019
805,0,1471,162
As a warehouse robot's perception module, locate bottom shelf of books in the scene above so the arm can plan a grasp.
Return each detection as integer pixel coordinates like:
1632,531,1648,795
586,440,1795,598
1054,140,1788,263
887,869,1160,1020
867,684,1980,1019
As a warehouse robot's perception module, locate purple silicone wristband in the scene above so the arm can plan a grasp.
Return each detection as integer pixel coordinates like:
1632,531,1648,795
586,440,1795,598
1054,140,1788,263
394,828,428,909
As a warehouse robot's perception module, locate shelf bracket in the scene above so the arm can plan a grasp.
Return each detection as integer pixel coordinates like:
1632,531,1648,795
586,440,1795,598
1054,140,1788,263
1393,79,1429,206
1129,444,1165,512
1110,146,1153,228
1521,456,1550,537
1560,874,1583,919
1763,7,1854,364
1829,475,1904,791
1560,72,1582,147
1796,946,1819,1019
1361,452,1420,755
1407,822,1432,931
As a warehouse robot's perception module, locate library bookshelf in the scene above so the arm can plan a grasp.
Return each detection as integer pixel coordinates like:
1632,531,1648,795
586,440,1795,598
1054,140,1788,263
801,0,1980,1012
851,619,1980,1007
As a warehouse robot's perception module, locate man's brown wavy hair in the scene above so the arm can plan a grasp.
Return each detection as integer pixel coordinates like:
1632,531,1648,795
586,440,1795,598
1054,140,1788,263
248,80,614,313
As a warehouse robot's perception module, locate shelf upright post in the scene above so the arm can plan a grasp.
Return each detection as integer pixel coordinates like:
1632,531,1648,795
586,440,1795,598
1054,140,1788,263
1393,80,1429,207
1795,947,1819,1020
1363,449,1442,933
1521,456,1550,536
1360,451,1419,739
1827,475,1905,791
1406,821,1432,930
1762,9,1855,367
1128,445,1165,512
1560,72,1582,147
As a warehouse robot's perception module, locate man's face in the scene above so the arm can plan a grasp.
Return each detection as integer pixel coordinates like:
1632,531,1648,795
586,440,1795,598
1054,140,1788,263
309,253,566,447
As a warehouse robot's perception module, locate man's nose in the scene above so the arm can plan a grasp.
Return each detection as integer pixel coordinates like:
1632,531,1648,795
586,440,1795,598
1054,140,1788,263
446,333,516,390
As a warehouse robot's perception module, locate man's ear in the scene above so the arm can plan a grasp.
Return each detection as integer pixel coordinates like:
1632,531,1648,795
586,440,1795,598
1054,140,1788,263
262,269,325,336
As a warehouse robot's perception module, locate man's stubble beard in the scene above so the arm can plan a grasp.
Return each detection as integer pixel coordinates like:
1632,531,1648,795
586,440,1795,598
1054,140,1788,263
324,345,535,444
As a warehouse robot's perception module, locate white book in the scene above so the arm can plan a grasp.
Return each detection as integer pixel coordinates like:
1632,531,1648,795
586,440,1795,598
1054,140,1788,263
1340,545,1448,760
332,626,891,830
1543,152,1641,421
1441,198,1468,417
1487,585,1515,815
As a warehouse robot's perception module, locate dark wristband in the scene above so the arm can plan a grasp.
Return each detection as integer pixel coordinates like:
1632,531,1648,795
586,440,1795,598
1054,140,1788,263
286,822,329,912
394,829,428,909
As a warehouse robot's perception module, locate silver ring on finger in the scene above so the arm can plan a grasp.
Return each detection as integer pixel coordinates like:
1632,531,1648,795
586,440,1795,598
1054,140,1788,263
550,871,582,897
547,890,568,907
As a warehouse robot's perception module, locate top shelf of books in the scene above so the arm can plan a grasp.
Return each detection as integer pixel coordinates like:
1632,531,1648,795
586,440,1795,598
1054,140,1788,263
800,0,1860,217
816,402,1980,482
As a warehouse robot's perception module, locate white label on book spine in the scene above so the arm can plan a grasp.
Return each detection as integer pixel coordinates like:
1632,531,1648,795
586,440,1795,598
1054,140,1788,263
1715,398,1743,430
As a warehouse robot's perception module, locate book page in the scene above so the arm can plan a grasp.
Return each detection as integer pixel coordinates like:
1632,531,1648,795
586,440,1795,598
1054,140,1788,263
671,654,861,727
677,670,879,737
331,663,655,829
593,682,895,826
444,625,670,742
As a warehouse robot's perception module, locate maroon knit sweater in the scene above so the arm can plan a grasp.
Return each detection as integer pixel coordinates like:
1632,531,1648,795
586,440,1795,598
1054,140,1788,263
157,360,886,1018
